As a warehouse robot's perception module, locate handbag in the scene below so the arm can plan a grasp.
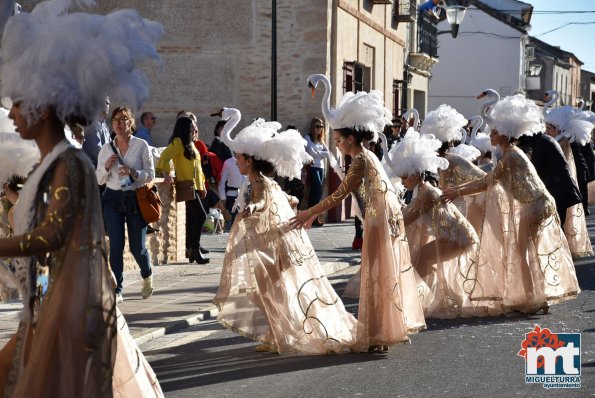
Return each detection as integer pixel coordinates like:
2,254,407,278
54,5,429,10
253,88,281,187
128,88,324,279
136,183,162,223
109,141,163,224
175,180,195,202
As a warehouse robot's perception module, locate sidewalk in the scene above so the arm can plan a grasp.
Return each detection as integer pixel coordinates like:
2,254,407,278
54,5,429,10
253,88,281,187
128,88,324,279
0,221,362,346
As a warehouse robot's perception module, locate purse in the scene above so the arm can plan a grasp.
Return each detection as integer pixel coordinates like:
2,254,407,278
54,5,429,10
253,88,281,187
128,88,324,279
109,141,163,224
175,180,195,202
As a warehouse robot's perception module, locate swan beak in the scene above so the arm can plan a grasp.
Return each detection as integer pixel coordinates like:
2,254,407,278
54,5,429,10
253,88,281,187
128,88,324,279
476,92,487,99
209,109,223,117
311,86,316,97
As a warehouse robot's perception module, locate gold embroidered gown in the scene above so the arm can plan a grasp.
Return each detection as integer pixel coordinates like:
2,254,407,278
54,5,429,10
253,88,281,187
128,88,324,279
403,184,502,318
439,153,487,234
457,146,580,311
213,177,358,355
311,149,426,351
0,144,162,397
558,138,593,258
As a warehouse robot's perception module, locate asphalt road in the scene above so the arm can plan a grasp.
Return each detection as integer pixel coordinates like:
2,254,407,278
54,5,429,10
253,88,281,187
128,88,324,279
144,261,594,398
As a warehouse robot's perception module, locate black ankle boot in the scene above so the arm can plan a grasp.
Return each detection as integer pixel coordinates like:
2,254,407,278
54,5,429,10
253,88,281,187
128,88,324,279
199,246,210,254
190,248,210,264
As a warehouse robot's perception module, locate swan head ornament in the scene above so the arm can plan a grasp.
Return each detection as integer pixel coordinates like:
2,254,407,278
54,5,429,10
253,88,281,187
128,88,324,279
218,107,311,179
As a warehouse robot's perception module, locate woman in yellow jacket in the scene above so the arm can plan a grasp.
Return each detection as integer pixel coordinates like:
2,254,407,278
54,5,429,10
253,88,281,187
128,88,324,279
157,116,210,264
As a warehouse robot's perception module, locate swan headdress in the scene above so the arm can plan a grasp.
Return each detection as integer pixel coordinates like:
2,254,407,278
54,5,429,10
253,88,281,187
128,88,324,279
490,94,544,139
545,106,593,146
219,108,312,180
0,0,163,126
386,131,449,177
420,104,467,143
329,91,391,133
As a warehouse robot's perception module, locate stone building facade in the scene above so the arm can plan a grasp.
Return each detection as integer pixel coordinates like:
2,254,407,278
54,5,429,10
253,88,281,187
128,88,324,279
19,0,406,148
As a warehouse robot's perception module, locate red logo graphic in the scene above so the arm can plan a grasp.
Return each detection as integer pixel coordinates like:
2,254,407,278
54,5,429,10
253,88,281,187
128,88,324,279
518,325,565,369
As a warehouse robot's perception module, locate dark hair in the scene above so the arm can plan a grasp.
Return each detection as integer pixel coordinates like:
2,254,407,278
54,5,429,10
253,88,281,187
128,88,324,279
214,120,227,137
111,106,136,131
140,112,152,125
170,117,197,160
438,141,453,156
286,125,298,130
308,117,326,143
421,171,439,187
241,154,275,176
335,127,375,144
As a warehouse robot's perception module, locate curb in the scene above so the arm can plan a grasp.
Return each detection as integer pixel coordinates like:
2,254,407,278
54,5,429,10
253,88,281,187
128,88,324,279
132,259,358,346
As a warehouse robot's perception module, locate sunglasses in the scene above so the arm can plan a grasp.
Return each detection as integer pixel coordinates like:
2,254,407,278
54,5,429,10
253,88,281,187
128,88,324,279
315,125,325,129
112,117,129,123
150,116,156,121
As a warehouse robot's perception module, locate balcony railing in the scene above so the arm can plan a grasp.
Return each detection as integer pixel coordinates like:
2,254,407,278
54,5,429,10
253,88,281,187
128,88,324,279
417,12,438,58
393,0,416,23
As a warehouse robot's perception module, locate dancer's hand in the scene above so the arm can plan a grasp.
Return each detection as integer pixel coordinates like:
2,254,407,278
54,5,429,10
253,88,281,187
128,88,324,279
290,209,317,230
440,188,458,204
242,204,254,218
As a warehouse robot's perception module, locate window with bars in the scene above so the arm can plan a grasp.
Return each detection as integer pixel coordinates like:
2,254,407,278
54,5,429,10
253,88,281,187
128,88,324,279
343,61,371,94
393,0,416,23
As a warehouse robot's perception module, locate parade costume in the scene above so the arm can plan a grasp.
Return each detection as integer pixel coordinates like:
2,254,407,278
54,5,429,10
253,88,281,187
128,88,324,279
298,82,426,352
449,95,580,312
0,1,164,396
389,132,501,318
420,105,489,234
544,106,593,258
213,109,358,355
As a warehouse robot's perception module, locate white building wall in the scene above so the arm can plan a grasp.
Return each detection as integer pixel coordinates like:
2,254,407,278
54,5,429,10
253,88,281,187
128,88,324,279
428,5,524,118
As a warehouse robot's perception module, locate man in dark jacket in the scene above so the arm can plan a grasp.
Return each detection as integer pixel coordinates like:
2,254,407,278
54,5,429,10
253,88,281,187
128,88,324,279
571,141,595,215
517,132,582,225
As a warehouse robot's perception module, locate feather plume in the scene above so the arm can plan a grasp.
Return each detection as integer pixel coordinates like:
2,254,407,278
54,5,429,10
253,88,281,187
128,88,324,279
420,104,466,143
0,132,40,186
330,90,391,133
490,94,544,138
448,144,481,161
0,0,163,126
386,131,449,177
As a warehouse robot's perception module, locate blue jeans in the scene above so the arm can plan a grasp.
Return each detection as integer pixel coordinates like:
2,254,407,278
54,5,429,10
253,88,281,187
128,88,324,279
102,188,152,293
308,167,324,207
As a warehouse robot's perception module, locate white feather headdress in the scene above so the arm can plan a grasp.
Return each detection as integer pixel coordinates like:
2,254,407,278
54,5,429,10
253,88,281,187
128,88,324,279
386,131,449,177
490,94,544,138
471,134,494,154
448,144,481,161
329,90,392,133
420,104,467,143
221,109,312,180
545,106,593,145
0,0,163,126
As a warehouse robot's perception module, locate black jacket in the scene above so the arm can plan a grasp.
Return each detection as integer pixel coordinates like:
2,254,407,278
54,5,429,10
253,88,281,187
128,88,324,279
517,133,582,213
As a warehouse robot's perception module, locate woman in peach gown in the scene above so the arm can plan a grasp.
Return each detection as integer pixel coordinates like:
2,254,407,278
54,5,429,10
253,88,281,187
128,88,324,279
0,2,163,396
389,132,501,318
292,90,426,352
420,104,489,235
442,95,580,313
213,109,358,355
544,108,593,258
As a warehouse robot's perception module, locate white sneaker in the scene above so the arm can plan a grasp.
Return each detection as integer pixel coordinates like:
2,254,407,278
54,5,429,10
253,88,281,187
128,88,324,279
116,293,124,304
141,275,153,299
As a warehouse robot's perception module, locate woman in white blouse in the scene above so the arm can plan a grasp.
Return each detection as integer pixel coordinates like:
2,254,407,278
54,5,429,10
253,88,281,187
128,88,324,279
96,106,155,304
305,118,330,216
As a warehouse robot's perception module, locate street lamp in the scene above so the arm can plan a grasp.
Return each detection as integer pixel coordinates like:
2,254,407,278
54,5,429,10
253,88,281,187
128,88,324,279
528,64,542,76
436,1,467,38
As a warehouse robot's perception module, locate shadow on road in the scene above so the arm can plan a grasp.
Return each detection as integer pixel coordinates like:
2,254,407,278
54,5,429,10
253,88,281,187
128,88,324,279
149,337,385,393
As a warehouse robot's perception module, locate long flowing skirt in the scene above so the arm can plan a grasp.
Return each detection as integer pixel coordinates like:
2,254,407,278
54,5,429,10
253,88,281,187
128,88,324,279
214,212,357,355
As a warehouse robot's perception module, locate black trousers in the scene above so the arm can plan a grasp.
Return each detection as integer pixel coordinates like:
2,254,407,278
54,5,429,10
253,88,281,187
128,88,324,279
185,193,207,256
